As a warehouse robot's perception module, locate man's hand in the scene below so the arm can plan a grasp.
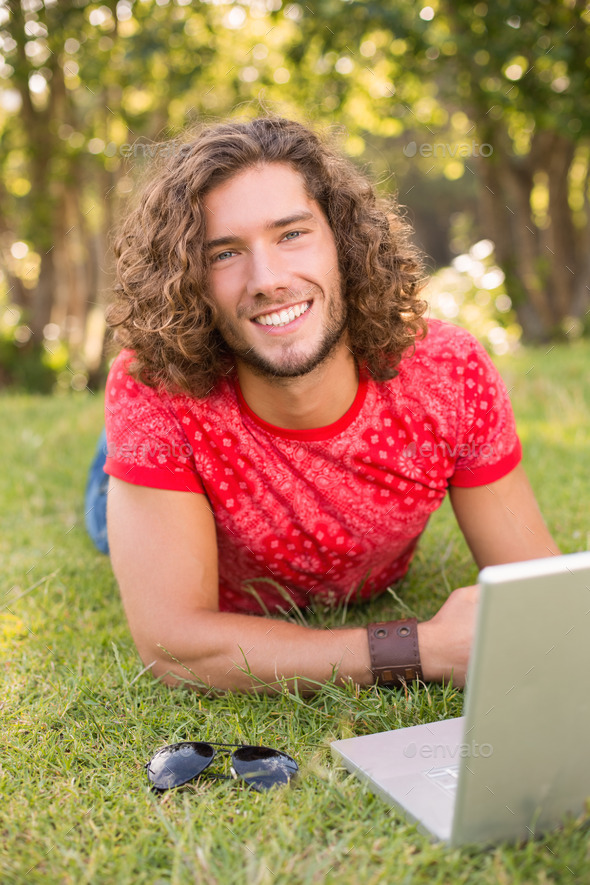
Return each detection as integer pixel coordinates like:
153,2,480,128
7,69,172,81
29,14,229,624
417,585,479,687
418,463,560,688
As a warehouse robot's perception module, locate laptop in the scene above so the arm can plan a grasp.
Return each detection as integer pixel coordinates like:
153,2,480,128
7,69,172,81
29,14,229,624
331,551,590,847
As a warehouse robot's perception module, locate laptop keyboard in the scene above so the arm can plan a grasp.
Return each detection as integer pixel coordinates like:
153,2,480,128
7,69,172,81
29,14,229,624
425,765,460,794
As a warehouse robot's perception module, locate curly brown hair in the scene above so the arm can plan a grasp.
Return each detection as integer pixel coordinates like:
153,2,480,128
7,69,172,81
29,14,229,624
107,116,428,396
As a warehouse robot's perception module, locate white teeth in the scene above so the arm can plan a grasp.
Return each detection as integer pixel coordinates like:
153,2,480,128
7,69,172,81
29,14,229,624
254,301,311,326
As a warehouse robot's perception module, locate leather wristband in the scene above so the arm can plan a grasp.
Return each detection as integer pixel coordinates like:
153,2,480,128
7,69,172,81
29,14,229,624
367,618,423,687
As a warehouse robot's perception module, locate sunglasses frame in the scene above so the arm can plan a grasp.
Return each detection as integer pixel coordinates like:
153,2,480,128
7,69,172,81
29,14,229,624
146,740,299,793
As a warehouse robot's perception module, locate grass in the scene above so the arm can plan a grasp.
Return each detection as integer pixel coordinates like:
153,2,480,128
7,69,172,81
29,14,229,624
1,338,590,884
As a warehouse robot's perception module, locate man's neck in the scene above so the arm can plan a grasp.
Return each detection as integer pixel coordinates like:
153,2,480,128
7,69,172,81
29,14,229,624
235,342,359,430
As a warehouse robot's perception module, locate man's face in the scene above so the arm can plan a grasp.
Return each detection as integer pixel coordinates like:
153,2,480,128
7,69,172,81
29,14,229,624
204,162,347,379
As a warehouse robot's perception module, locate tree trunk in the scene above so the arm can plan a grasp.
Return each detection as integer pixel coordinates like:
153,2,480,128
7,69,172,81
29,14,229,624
476,127,554,340
29,249,55,341
10,0,58,344
546,135,577,322
571,159,590,321
475,124,587,341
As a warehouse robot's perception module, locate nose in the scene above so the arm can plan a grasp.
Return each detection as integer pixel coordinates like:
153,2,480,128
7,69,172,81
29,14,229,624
245,245,291,299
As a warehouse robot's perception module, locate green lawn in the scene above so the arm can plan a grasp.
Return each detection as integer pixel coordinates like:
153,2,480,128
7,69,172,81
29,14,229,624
1,339,589,884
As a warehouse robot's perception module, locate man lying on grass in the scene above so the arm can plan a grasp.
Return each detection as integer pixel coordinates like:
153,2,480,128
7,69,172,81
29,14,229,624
97,116,559,693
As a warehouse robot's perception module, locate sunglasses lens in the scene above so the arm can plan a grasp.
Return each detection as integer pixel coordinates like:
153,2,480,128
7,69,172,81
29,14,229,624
146,741,215,791
231,745,299,791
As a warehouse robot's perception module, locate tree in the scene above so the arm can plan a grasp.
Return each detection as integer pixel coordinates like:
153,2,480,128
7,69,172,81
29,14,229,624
0,0,220,383
282,0,590,340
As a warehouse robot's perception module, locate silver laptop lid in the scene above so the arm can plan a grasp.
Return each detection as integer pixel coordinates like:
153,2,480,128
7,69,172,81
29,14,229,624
451,551,590,846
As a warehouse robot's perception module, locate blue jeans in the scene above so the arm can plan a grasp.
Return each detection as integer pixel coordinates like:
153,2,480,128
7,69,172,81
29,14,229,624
85,428,110,554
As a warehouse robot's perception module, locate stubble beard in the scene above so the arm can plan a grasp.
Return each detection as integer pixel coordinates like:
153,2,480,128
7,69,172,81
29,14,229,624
215,283,349,381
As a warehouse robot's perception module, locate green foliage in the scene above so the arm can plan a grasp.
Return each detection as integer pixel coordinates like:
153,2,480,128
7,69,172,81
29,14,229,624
288,0,590,143
0,302,73,392
0,334,58,393
281,1,590,338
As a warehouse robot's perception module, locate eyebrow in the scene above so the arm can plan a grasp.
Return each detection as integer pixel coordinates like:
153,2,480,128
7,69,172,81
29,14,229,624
205,211,316,251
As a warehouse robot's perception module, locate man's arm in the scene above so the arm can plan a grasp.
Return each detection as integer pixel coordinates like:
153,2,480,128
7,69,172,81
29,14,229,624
107,477,375,692
416,463,561,684
449,463,560,568
109,478,479,691
108,464,553,693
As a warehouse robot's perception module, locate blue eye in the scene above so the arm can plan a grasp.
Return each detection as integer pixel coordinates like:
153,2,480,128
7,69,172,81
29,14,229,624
283,231,301,241
214,250,235,262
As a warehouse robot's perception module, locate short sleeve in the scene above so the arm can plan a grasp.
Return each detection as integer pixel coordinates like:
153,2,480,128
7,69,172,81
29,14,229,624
104,351,204,493
450,335,522,488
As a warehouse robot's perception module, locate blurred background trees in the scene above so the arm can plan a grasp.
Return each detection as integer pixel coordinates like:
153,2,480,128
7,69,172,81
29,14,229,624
1,0,589,391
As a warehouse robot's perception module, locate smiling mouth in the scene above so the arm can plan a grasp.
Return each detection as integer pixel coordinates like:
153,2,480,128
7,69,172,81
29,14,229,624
252,301,312,327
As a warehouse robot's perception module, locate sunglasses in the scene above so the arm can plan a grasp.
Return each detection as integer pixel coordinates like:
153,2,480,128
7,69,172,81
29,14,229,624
146,741,299,793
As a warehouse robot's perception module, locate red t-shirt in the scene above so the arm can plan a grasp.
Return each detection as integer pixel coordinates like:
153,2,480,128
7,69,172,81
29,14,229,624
104,320,521,614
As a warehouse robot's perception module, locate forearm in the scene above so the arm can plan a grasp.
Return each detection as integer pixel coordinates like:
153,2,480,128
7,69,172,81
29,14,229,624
137,587,478,692
141,609,374,692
